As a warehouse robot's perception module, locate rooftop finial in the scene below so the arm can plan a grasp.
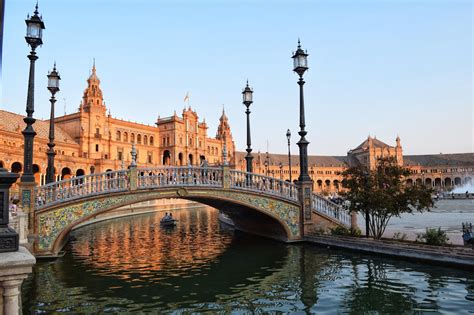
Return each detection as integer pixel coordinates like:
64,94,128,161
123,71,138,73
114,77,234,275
34,1,39,15
53,61,56,70
92,58,96,73
297,38,301,49
246,79,249,87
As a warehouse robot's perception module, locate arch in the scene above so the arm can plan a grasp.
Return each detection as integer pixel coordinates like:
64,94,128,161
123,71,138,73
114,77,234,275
406,178,413,187
415,178,422,186
11,162,22,173
465,177,472,185
116,130,121,141
36,188,301,256
434,178,442,188
333,180,340,191
137,134,142,145
425,178,432,187
200,155,206,165
0,161,4,168
189,154,194,166
324,179,331,190
149,136,154,146
454,177,462,186
33,164,41,183
123,132,128,142
76,169,85,177
61,167,72,180
144,135,148,145
163,150,171,165
131,133,135,143
178,152,183,166
106,169,113,172
444,177,452,188
317,179,323,190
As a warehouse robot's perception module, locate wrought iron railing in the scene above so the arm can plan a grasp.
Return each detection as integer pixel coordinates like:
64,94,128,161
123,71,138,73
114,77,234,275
136,166,223,188
35,170,129,210
311,193,351,226
229,170,299,202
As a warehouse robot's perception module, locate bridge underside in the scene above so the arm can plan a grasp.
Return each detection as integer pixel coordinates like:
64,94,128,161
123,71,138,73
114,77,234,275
189,198,290,242
34,187,303,257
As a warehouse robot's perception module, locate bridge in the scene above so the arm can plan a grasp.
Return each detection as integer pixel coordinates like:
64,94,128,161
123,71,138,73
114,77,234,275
30,165,351,257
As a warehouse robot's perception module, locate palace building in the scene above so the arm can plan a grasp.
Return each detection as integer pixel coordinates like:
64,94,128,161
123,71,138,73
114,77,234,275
0,65,235,187
235,136,474,194
1,65,472,194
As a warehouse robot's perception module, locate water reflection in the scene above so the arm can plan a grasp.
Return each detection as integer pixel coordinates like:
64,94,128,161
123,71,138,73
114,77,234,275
23,206,474,314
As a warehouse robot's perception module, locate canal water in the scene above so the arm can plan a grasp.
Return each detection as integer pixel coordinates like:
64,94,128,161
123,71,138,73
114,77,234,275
23,206,474,314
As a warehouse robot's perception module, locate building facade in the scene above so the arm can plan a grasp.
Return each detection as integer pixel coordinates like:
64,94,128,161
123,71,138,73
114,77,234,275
0,65,235,188
235,136,474,194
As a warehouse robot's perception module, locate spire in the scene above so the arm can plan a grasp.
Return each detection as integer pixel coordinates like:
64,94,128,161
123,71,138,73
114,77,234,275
34,1,39,15
297,37,301,49
92,58,96,74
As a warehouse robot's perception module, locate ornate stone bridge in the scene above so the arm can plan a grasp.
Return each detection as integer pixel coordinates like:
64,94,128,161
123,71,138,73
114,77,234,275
31,165,351,257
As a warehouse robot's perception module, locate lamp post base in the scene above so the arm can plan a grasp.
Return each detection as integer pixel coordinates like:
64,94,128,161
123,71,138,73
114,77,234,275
0,228,19,253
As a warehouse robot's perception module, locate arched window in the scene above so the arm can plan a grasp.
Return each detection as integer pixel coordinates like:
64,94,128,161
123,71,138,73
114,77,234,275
150,136,154,146
137,134,142,144
131,133,135,143
144,135,148,145
123,132,128,142
116,130,121,141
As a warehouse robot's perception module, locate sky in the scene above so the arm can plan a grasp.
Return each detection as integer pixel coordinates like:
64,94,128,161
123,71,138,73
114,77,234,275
1,0,472,156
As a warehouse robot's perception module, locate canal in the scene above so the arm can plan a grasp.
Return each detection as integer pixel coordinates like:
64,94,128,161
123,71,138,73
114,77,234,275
23,206,474,313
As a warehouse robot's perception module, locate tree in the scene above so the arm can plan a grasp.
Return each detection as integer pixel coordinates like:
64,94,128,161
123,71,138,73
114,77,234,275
341,157,433,239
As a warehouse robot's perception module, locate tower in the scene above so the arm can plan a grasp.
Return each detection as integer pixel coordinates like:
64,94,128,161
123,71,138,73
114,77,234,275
216,108,235,164
395,135,404,166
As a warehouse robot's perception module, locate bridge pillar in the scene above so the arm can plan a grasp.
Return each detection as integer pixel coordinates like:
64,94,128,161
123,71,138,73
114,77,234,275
129,166,137,191
18,181,37,235
223,165,230,189
350,211,358,230
298,180,313,234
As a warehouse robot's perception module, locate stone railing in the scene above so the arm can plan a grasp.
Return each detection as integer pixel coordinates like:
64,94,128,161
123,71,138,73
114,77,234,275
34,170,129,210
311,193,351,227
136,166,223,188
229,170,299,202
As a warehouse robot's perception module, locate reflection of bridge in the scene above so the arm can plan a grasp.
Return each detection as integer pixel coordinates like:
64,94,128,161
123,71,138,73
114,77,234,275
31,165,351,257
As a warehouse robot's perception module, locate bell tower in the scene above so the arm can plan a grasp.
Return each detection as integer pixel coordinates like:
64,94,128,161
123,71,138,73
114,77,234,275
216,107,235,164
80,62,106,115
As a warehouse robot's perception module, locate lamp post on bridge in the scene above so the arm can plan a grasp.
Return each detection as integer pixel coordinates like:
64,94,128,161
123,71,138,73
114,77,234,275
292,39,313,223
286,129,292,183
46,64,60,184
21,3,45,184
242,81,254,173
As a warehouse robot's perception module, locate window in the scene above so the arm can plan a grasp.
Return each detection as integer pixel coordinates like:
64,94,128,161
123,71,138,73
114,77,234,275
137,134,142,144
118,151,123,161
148,152,153,164
131,133,135,143
124,132,128,142
150,136,154,145
144,135,148,145
116,130,121,141
95,144,99,152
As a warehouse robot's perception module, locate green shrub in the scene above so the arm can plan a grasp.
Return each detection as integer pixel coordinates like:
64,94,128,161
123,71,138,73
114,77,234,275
416,227,449,246
330,226,361,237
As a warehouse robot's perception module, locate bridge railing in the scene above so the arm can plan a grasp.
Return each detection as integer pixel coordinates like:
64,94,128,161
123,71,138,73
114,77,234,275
136,166,223,188
34,170,129,210
311,193,351,226
229,170,299,202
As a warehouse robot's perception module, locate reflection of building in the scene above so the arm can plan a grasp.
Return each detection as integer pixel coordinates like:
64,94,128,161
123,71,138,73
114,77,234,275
236,136,474,194
0,65,234,186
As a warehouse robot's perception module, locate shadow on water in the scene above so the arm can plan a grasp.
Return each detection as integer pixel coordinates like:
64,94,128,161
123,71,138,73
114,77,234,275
22,207,474,314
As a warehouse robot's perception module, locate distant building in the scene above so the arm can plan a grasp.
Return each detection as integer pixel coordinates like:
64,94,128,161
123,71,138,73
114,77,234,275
235,136,474,194
0,65,235,187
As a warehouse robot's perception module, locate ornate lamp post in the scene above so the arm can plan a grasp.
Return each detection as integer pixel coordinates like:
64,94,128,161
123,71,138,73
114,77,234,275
292,39,312,224
286,129,292,183
292,39,311,183
46,64,60,184
21,3,45,184
242,81,254,173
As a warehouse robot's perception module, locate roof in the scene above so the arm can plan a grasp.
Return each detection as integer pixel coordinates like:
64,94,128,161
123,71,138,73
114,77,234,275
235,151,349,167
404,153,474,167
0,110,78,144
352,136,393,152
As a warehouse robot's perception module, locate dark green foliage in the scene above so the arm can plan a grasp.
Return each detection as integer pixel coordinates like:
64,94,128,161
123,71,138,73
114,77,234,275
330,225,362,237
416,228,449,246
341,157,434,239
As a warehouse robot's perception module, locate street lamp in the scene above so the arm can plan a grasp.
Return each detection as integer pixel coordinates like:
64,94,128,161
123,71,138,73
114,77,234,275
21,3,45,183
46,63,60,184
242,80,254,173
292,39,311,183
286,129,292,183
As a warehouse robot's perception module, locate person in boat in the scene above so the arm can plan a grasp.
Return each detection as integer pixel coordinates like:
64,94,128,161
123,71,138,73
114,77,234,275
169,213,173,220
162,212,169,221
